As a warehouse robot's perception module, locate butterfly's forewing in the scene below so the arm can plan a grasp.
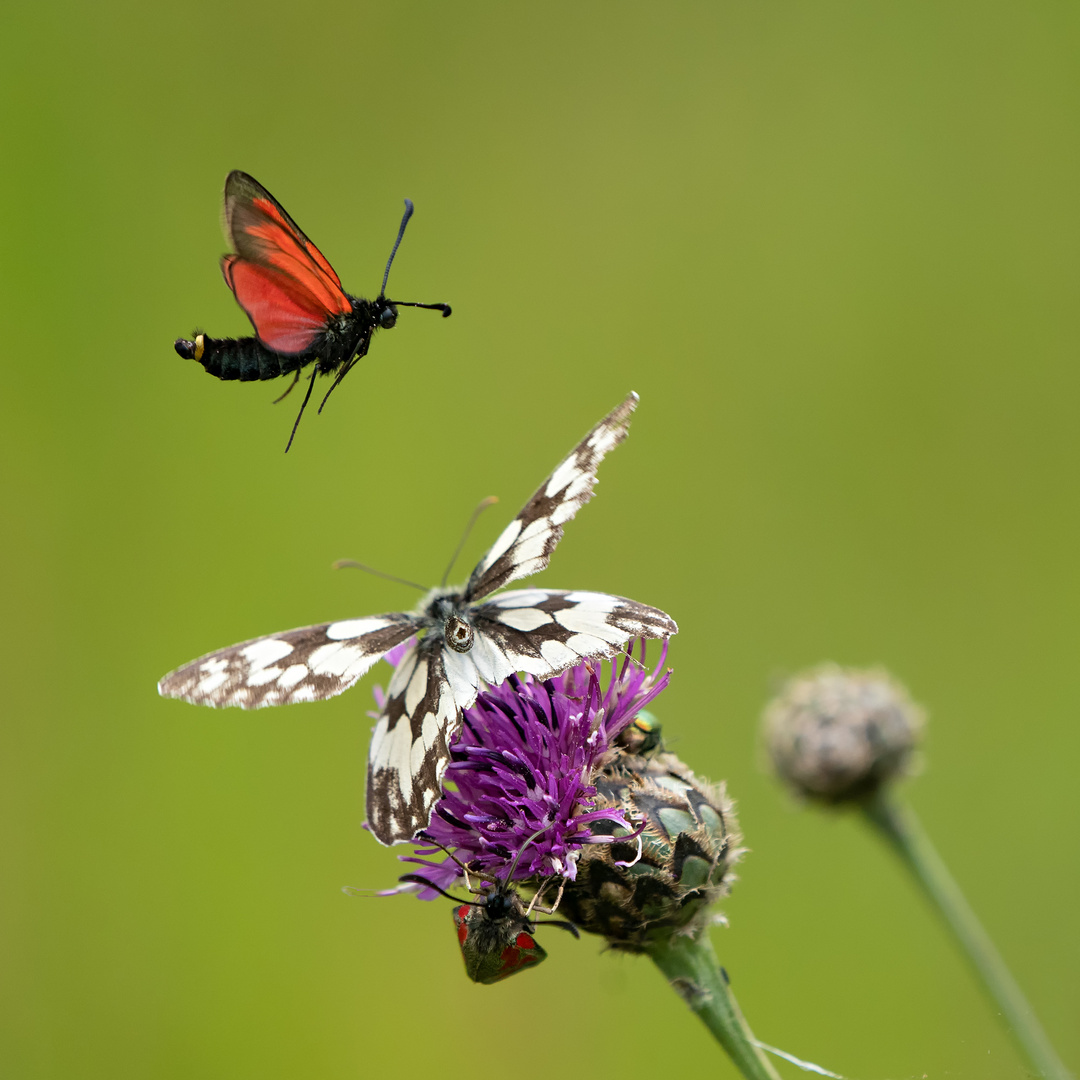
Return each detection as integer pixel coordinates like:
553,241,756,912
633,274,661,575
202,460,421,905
366,393,677,846
465,392,638,602
221,170,352,354
468,589,678,680
366,637,456,844
157,614,417,709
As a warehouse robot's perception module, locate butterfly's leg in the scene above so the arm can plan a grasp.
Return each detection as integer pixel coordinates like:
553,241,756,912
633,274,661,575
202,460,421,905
272,368,302,404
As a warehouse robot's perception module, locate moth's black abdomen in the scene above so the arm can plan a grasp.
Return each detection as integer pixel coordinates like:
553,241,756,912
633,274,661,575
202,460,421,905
175,334,307,382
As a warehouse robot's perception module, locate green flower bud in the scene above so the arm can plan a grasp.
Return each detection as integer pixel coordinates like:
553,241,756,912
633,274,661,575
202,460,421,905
764,664,924,804
555,745,743,952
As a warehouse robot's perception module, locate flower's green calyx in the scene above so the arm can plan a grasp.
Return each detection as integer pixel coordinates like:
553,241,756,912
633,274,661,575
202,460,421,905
557,747,743,951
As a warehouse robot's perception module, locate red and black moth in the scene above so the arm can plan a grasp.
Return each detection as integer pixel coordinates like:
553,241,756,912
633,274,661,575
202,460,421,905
452,887,551,985
175,171,451,451
400,840,579,985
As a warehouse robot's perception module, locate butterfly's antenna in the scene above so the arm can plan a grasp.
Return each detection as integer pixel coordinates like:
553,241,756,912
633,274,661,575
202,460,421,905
379,199,415,299
441,496,499,587
284,370,319,452
333,559,428,593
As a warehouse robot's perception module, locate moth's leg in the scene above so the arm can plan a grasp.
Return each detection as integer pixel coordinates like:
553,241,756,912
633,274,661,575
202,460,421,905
525,876,565,917
284,369,318,453
272,367,302,404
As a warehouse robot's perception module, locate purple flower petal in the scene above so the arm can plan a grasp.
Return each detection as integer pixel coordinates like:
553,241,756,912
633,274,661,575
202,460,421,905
391,640,672,899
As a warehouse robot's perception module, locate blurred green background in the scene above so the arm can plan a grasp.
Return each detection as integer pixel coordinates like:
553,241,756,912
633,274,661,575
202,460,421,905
2,2,1078,1077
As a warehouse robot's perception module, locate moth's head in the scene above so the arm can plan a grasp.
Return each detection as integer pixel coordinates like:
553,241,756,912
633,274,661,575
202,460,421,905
479,885,520,923
375,300,398,330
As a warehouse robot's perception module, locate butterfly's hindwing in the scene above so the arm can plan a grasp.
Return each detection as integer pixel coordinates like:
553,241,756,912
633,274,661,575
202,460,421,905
365,589,677,844
366,638,457,845
465,393,638,602
469,590,679,680
157,614,417,709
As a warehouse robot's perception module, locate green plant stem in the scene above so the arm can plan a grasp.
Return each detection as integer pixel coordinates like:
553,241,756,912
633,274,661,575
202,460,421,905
648,931,782,1080
863,791,1072,1080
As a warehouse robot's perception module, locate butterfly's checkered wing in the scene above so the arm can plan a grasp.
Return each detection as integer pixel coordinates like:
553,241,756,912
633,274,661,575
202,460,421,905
363,588,679,846
468,589,678,683
366,636,458,845
157,614,418,709
465,393,638,603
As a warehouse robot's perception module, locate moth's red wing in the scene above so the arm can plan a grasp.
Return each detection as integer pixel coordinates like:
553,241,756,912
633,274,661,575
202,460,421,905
221,171,352,354
222,256,332,355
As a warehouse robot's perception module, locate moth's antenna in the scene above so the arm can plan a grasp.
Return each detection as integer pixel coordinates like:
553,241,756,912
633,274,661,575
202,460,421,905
403,826,551,903
397,874,468,904
441,496,499,587
380,199,414,299
379,199,452,315
412,831,486,893
534,919,580,938
333,559,428,592
501,826,551,885
398,832,491,902
386,300,452,316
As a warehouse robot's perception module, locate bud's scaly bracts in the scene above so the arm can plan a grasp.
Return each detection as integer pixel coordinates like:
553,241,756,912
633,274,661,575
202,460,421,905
765,664,924,803
557,745,743,952
768,667,1072,1080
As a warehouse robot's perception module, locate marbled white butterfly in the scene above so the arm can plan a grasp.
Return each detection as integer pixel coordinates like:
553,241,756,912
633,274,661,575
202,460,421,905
157,392,677,844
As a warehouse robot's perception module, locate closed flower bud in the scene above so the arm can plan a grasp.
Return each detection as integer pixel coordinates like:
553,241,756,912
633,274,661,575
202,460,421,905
556,747,743,952
764,664,924,803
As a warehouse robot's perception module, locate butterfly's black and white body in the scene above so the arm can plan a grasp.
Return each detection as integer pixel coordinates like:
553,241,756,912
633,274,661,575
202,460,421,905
158,393,677,844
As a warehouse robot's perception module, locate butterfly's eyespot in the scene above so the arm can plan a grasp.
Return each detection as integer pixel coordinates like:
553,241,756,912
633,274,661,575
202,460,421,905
445,615,474,653
378,305,398,329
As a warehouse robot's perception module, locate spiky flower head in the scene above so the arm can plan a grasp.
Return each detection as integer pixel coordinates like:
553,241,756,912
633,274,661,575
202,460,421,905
556,743,743,952
764,664,924,804
393,641,673,897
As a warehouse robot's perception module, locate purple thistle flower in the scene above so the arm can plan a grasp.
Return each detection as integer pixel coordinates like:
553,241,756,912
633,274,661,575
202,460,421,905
384,640,672,899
